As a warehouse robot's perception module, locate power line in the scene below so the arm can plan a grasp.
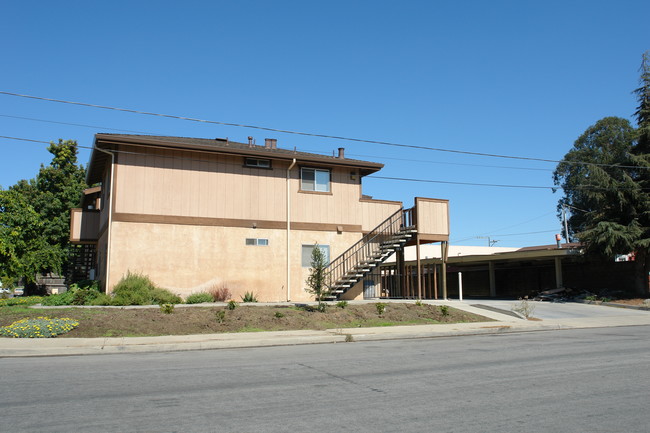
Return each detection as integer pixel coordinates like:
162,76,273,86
0,114,151,134
0,111,554,173
2,135,646,192
2,90,648,170
369,175,555,190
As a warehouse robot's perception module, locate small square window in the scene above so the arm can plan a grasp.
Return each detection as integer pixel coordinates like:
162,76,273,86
302,244,330,267
301,168,330,192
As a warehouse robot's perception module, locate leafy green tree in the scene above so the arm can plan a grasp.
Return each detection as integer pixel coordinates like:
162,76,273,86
0,189,60,284
0,139,87,284
305,244,331,310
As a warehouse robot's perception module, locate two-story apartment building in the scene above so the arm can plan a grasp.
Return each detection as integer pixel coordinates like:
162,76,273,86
70,134,450,302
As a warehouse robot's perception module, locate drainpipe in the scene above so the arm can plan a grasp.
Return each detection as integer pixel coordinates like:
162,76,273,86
95,147,115,293
287,158,297,301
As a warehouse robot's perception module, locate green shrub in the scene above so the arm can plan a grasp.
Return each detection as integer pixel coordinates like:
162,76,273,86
415,300,423,307
87,293,112,306
375,302,387,315
41,291,75,306
439,305,449,316
274,311,285,318
0,316,79,338
150,287,182,305
159,303,175,314
71,288,103,305
241,291,258,303
336,300,348,309
110,272,181,306
186,292,214,304
215,310,226,323
227,300,238,310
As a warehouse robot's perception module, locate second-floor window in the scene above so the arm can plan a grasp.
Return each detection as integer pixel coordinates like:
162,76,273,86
244,158,271,169
301,168,330,192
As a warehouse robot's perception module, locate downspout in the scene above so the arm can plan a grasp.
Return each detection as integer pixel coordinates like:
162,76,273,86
95,147,115,293
287,158,297,301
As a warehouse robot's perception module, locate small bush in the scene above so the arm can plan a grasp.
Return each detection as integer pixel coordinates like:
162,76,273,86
87,293,112,306
274,311,285,318
209,286,232,302
227,300,238,310
415,300,423,307
159,303,175,314
511,297,535,319
336,300,348,309
186,292,214,304
41,291,75,306
241,291,258,303
375,302,387,315
0,317,79,338
215,310,226,323
439,305,449,316
111,272,181,306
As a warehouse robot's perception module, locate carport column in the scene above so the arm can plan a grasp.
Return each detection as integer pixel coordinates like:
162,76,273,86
489,261,496,297
554,257,564,289
416,235,422,300
441,241,449,300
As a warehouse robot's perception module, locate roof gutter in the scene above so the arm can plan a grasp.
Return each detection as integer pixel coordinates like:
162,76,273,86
287,158,297,301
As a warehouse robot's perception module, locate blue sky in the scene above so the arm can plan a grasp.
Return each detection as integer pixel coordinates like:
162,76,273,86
1,0,648,247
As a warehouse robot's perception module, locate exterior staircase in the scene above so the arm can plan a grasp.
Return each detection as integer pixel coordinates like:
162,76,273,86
324,207,416,301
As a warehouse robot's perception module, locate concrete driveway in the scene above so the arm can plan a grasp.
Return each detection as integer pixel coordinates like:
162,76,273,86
465,298,650,320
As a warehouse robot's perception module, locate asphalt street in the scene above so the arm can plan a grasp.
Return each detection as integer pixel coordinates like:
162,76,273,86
2,325,649,433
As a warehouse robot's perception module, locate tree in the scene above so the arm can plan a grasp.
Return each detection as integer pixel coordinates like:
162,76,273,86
0,140,87,285
633,51,650,155
305,244,331,310
0,189,60,285
553,112,650,294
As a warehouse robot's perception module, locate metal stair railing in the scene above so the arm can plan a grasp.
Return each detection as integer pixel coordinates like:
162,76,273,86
325,207,416,297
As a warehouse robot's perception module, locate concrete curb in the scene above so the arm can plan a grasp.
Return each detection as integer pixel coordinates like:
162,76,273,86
3,316,650,358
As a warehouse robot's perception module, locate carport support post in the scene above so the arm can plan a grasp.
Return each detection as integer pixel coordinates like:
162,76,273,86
489,261,496,297
441,241,449,300
554,257,563,289
416,236,422,300
458,272,463,301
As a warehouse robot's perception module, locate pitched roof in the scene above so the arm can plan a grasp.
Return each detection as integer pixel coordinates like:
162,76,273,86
87,134,384,184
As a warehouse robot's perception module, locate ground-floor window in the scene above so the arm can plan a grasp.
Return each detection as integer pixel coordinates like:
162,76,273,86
301,244,330,267
246,238,269,246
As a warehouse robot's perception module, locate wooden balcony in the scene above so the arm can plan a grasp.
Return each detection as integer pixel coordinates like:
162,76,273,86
69,209,100,244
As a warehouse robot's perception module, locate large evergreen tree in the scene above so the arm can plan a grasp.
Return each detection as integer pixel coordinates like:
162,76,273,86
0,139,87,286
553,53,650,295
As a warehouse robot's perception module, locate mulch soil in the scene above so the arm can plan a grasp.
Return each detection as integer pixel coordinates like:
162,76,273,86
0,303,491,338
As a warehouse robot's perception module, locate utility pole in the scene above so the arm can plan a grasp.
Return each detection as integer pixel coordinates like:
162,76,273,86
476,236,498,247
562,205,569,243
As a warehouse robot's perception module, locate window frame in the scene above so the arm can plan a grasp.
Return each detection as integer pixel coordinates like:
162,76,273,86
301,244,330,267
300,167,331,193
245,238,269,246
244,158,272,169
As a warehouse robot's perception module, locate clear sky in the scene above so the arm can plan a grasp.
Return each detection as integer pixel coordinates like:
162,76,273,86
1,0,648,247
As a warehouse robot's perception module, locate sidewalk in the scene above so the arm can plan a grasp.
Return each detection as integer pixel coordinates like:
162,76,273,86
2,301,650,358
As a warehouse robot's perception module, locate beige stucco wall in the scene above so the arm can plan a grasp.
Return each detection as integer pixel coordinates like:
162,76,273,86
106,221,364,302
111,147,396,230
